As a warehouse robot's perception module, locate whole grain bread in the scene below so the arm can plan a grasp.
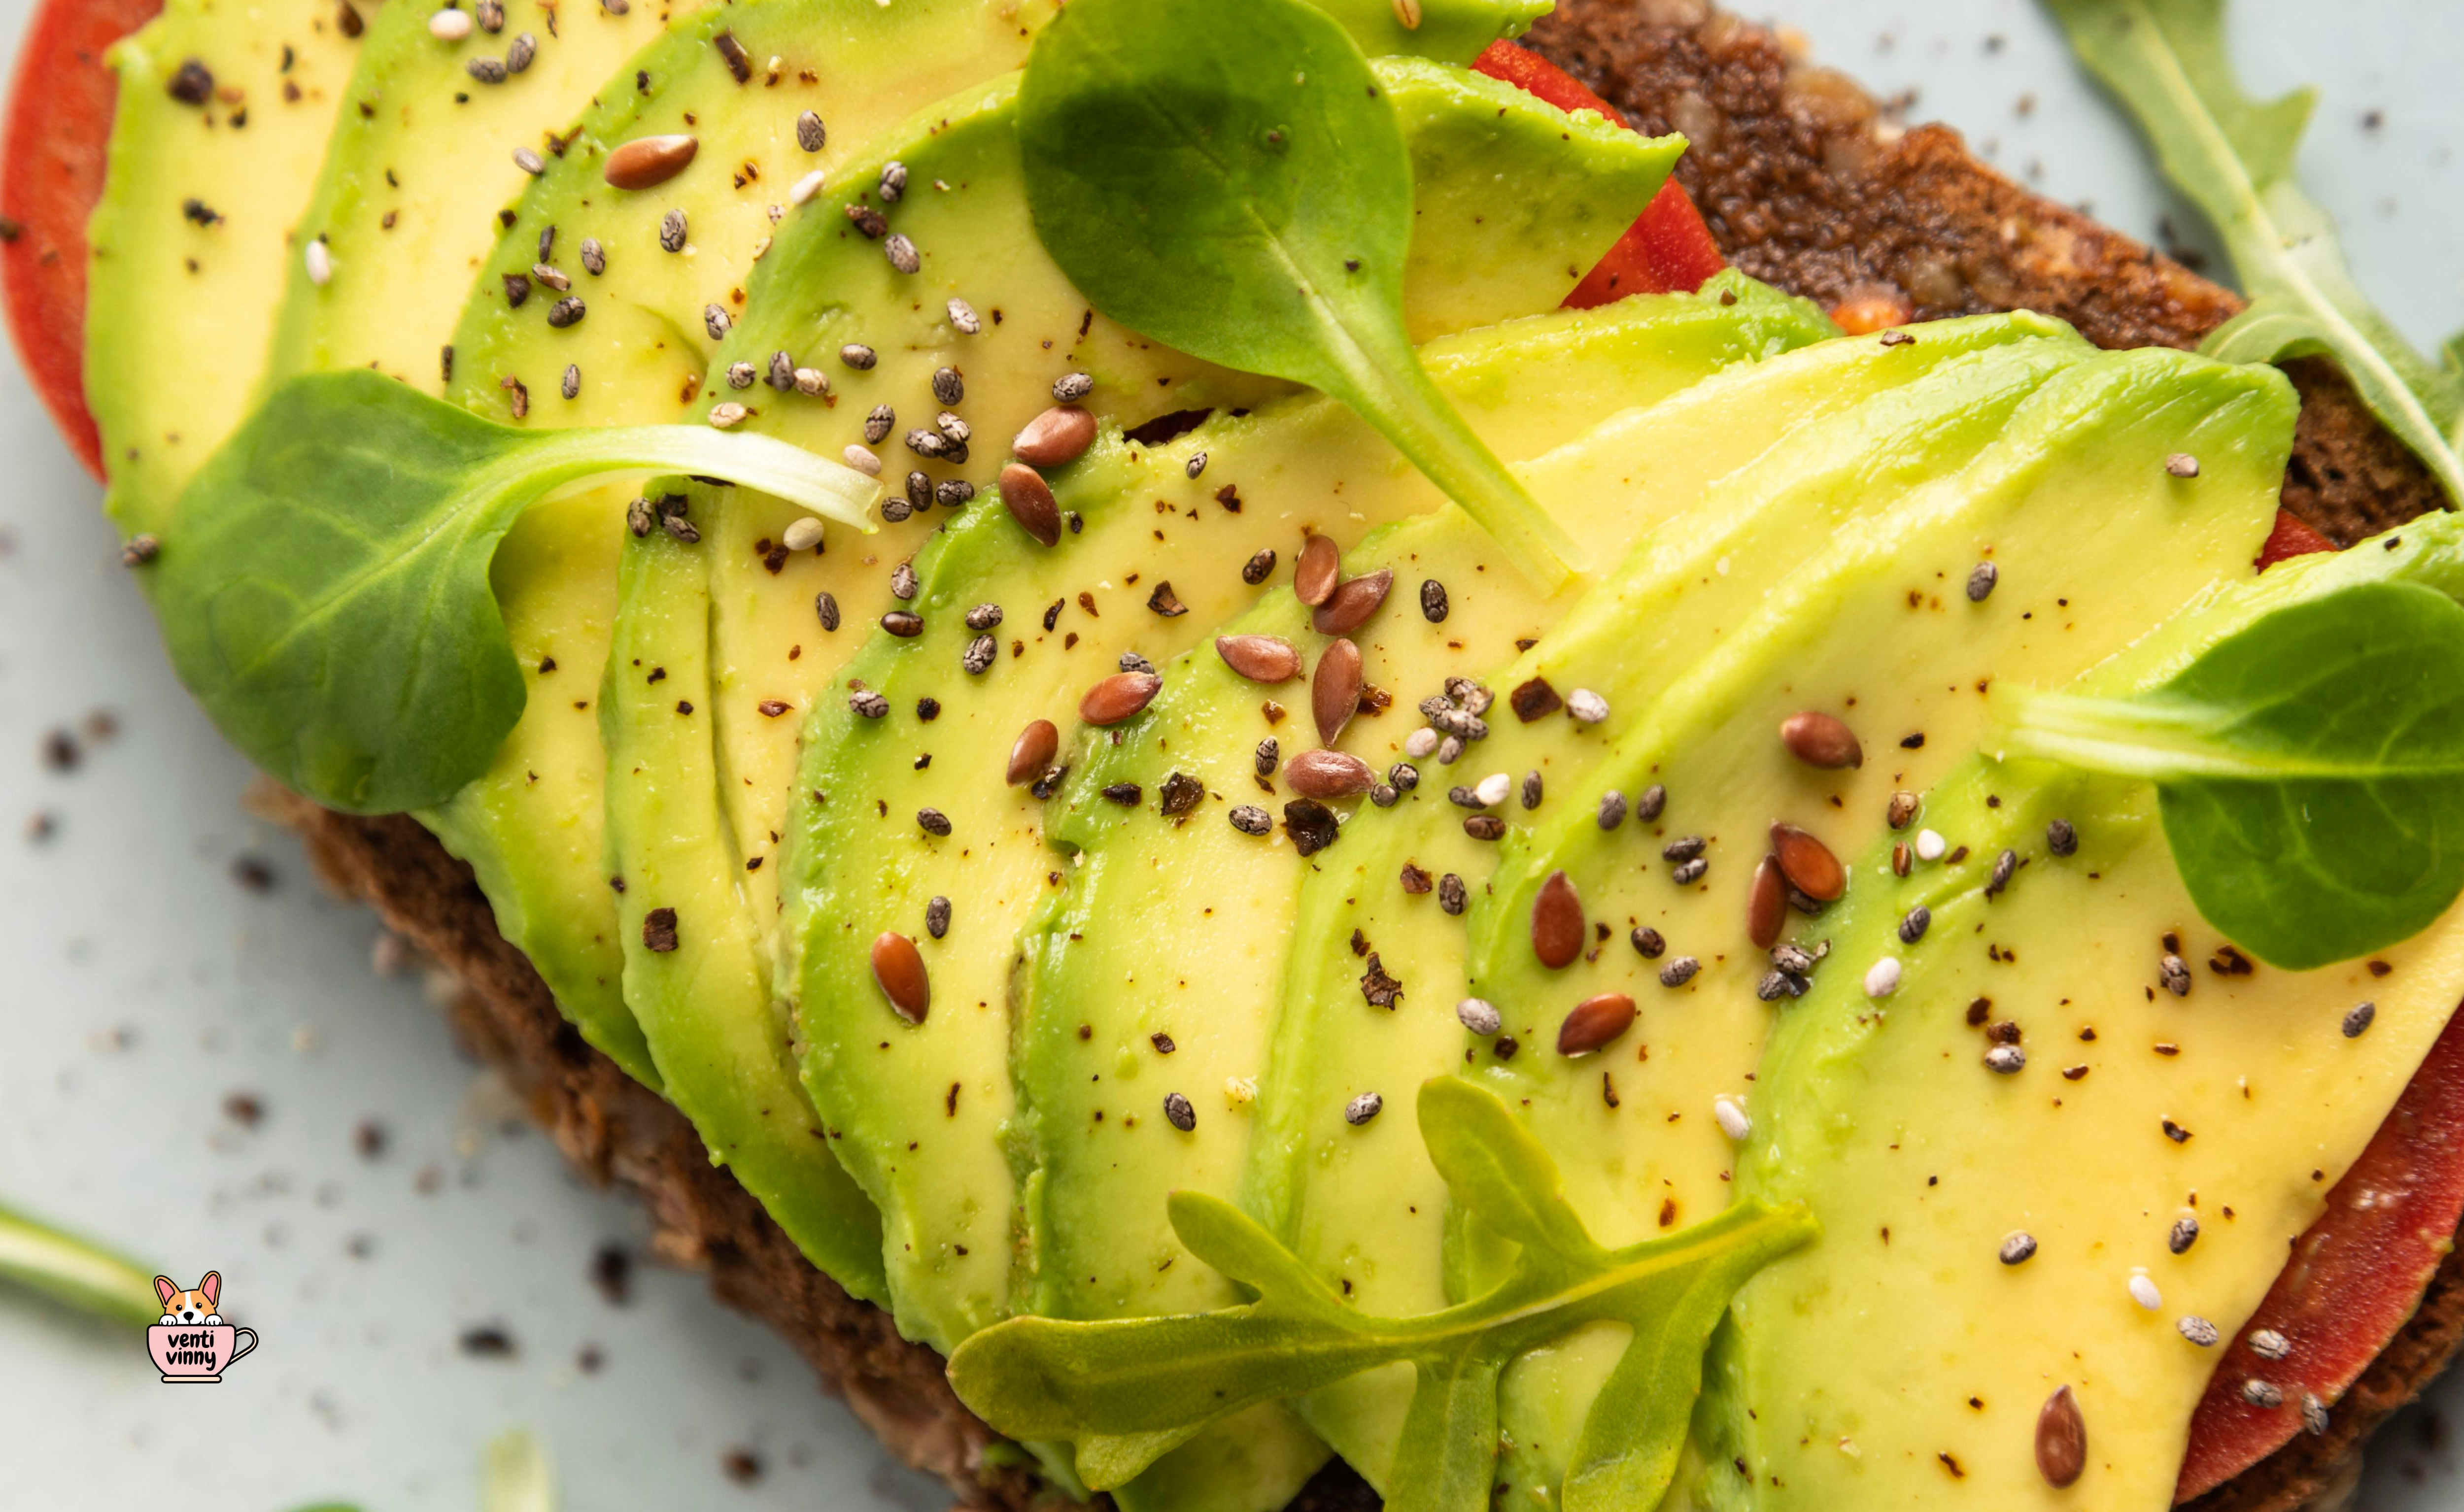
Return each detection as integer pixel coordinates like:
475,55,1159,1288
262,4,2451,1509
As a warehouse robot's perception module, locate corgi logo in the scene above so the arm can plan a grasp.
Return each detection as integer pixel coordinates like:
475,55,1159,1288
147,1272,259,1383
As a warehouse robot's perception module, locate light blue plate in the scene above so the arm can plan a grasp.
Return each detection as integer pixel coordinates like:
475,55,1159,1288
0,0,2455,1505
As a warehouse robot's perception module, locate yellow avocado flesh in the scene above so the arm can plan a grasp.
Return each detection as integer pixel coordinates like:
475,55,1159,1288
421,0,1058,1091
262,0,691,392
87,0,367,533
709,58,1679,924
776,279,1832,1358
1239,318,2089,1488
1451,349,2294,1504
1692,525,2464,1512
596,487,888,1303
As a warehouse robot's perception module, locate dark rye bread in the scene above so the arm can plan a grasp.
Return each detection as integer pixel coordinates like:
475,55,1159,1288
260,3,2450,1509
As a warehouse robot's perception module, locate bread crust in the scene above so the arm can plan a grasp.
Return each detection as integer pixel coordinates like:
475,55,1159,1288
263,5,2452,1509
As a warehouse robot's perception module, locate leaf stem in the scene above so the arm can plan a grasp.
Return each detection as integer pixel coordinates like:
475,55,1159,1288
0,1201,159,1327
520,426,881,532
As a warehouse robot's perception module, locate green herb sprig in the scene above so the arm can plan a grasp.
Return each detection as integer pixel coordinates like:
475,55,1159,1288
0,1200,158,1327
150,371,878,814
947,1077,1813,1512
1015,0,1584,590
2045,0,2464,503
1995,579,2464,968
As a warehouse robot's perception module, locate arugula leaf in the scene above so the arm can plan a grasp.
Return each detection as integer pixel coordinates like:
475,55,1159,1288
2044,0,2464,504
150,371,877,814
1995,579,2464,968
1015,0,1583,590
947,1078,1813,1511
0,1200,158,1327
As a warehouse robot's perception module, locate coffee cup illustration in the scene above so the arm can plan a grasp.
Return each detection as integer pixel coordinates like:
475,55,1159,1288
149,1272,256,1383
147,1322,258,1382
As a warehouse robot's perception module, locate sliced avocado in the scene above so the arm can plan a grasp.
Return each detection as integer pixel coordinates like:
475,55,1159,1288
416,0,1059,1091
1008,280,1833,1509
1448,349,2291,1506
1238,316,2089,1488
263,0,691,391
86,0,366,532
1693,443,2464,1512
751,88,1693,1350
597,483,889,1300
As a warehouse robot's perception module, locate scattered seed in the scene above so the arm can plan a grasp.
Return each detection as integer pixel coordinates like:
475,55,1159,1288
2166,453,2201,479
1566,688,1609,725
708,402,748,429
849,689,887,718
1898,906,1931,944
659,208,687,252
1415,577,1451,623
725,361,756,390
925,895,952,940
840,343,878,371
2179,1315,2221,1346
879,160,907,202
1435,734,1466,765
782,516,823,552
1780,710,1862,769
1771,823,1846,901
1014,405,1096,468
1631,926,1665,959
2301,1394,2329,1436
1314,569,1393,636
167,57,213,105
1531,870,1584,969
2128,1273,2162,1310
1864,957,1903,999
2048,818,2079,856
1711,1093,1749,1140
504,31,535,72
870,932,928,1022
885,233,920,274
815,592,840,631
1438,873,1468,915
606,134,700,190
936,478,975,509
431,8,473,39
1462,814,1506,841
1985,1044,2026,1074
1558,993,1637,1056
1636,783,1666,822
1520,771,1542,810
1915,828,1947,862
1966,562,1999,602
999,463,1061,546
1999,1232,2038,1265
467,55,507,83
2343,1001,2376,1037
842,444,882,477
305,238,335,286
1312,638,1364,745
1660,955,1701,988
121,534,161,567
2249,1328,2291,1361
1053,371,1094,403
1596,790,1627,831
1387,762,1419,793
1344,1092,1383,1126
794,109,825,152
2241,1379,2282,1409
1294,535,1341,606
1215,634,1301,684
2160,955,2192,997
1163,1092,1197,1133
1081,672,1162,726
1887,791,1919,830
1286,749,1375,799
916,807,951,837
946,298,982,335
579,237,606,275
2036,1386,2087,1489
1474,772,1513,808
1007,721,1059,785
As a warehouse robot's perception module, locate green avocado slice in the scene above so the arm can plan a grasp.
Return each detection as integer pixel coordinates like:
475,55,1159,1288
85,0,366,534
597,482,890,1303
412,0,1059,1092
263,0,696,395
1238,316,2100,1491
1452,349,2291,1507
1009,280,1838,1510
780,279,1830,1355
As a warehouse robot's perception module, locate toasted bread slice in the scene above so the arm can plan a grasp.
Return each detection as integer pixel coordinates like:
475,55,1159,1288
263,4,2448,1510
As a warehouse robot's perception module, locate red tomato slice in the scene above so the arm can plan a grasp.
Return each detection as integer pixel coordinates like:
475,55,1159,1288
2256,507,2337,570
0,0,160,477
1472,40,1727,301
2177,1001,2464,1500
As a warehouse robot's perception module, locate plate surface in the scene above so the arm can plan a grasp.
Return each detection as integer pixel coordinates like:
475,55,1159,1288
0,0,2456,1505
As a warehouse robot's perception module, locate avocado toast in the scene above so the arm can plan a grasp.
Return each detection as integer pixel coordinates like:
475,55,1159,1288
6,0,2461,1509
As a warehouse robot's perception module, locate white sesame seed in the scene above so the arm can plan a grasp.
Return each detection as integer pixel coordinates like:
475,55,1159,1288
789,168,826,205
1455,998,1501,1036
1403,727,1439,759
1474,772,1512,807
842,444,882,477
782,516,825,552
1863,956,1902,998
793,368,827,396
707,402,748,429
429,7,473,40
1566,688,1609,724
2128,1272,2162,1310
947,297,982,335
304,238,333,286
1915,828,1947,861
1712,1094,1751,1142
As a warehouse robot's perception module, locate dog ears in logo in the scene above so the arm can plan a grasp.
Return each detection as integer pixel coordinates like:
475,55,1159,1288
198,1271,220,1308
153,1276,178,1308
